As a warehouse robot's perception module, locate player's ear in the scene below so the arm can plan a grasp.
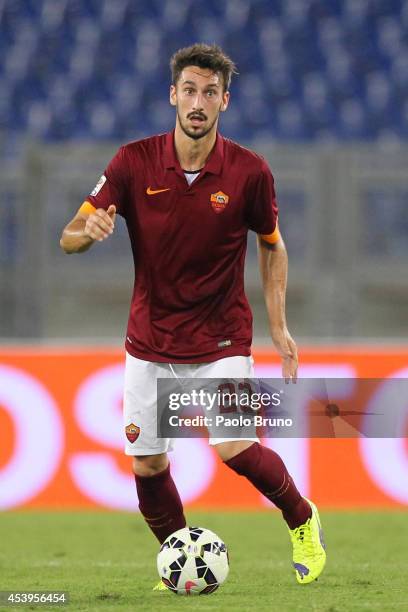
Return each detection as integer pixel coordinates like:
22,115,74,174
220,91,230,112
170,85,177,107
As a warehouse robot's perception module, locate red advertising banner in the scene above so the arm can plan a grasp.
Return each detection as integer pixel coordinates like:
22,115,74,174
0,346,407,510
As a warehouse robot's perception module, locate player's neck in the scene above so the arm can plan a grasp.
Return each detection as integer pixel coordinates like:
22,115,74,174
174,125,217,172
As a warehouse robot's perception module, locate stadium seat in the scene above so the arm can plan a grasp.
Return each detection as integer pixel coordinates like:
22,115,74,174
0,0,406,141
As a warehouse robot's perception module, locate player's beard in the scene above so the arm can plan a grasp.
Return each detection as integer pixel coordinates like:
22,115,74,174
177,107,219,140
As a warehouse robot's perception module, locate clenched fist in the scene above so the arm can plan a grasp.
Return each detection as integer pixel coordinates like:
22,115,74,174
84,205,116,242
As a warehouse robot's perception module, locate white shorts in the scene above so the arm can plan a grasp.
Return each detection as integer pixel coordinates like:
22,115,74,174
123,351,257,455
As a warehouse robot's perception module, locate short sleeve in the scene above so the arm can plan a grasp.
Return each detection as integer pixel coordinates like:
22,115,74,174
245,159,278,234
86,146,129,217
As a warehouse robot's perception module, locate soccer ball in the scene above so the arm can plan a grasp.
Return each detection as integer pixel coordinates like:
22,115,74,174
157,526,229,595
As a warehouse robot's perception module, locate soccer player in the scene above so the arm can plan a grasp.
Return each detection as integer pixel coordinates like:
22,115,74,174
60,43,326,586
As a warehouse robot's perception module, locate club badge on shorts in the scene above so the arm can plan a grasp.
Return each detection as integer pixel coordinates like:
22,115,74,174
210,190,229,214
125,423,140,443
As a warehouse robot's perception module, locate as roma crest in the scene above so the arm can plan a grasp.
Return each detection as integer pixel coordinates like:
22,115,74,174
125,423,140,443
210,191,229,214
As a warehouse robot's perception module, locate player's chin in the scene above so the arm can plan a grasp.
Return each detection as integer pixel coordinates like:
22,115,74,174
183,121,209,139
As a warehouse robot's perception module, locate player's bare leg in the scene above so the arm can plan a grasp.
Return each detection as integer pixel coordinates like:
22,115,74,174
215,440,326,583
132,453,169,477
213,440,253,461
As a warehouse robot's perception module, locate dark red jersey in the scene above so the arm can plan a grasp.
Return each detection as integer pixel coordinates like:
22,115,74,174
86,130,278,363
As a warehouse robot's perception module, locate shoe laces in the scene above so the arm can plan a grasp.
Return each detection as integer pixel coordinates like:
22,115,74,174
292,520,316,558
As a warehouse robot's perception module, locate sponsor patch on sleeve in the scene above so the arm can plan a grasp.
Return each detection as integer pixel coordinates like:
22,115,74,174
91,174,107,196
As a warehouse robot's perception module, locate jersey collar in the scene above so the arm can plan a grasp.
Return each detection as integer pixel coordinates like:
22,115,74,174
164,129,224,176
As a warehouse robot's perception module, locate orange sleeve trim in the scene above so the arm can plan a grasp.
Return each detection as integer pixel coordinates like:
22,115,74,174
78,201,97,215
260,222,280,244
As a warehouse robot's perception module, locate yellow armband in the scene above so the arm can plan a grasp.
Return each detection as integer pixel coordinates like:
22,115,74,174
78,201,97,215
260,222,280,244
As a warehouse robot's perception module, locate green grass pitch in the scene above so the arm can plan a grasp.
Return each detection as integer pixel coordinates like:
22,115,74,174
0,510,407,612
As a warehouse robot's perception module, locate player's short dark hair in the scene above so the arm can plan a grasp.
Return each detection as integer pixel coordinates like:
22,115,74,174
170,43,237,92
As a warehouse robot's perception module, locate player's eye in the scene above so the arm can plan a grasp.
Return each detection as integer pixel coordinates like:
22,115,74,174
207,90,216,97
184,88,194,95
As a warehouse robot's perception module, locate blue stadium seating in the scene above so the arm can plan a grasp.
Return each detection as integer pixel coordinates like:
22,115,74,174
0,0,407,141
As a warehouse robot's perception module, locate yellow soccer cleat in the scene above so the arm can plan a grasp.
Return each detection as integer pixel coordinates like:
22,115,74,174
152,579,169,592
288,498,326,585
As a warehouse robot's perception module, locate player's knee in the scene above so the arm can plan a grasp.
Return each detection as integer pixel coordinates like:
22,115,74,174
132,454,168,477
214,440,255,462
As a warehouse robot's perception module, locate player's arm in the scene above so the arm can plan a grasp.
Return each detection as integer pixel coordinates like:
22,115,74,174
257,229,298,383
60,202,116,254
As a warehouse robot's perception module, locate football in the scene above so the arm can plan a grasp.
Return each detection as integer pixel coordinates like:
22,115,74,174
157,526,229,595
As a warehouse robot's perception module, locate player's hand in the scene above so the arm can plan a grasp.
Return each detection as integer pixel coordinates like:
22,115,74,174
84,205,116,242
270,326,298,384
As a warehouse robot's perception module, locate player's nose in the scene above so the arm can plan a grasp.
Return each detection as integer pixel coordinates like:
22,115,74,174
192,93,205,110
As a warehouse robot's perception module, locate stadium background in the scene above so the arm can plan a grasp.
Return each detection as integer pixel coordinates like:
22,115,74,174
0,0,407,513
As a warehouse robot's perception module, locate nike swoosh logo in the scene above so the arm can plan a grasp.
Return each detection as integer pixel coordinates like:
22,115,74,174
146,186,171,195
